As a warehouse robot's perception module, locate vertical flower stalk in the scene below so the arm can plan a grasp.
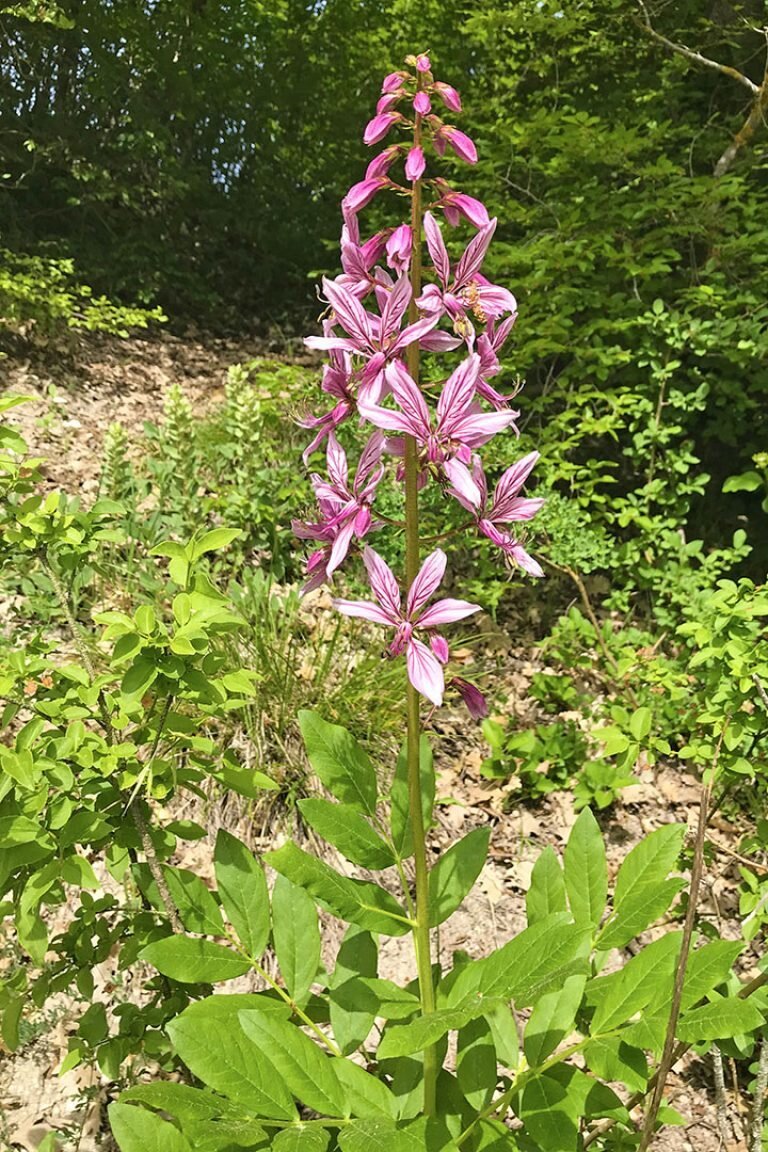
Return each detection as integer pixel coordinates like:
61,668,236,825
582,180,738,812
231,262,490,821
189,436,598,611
296,50,544,1113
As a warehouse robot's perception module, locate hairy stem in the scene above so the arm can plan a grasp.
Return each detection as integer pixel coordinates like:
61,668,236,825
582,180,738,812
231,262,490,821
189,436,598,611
404,86,438,1117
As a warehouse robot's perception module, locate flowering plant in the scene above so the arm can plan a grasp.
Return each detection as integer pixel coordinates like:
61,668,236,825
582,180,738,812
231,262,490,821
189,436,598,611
109,53,766,1152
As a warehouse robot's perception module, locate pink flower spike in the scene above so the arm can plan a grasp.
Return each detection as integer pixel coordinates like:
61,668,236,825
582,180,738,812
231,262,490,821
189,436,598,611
415,53,431,72
386,224,413,274
434,82,462,113
405,145,426,182
413,92,431,116
363,111,401,147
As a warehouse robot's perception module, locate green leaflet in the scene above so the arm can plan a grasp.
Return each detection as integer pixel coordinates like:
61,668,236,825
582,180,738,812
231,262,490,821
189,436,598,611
563,808,607,929
163,866,224,936
676,995,764,1042
446,914,590,1009
613,824,685,908
273,1128,330,1151
597,877,685,951
298,797,395,870
214,829,270,957
524,974,587,1067
428,827,490,926
590,932,682,1034
139,936,251,983
680,939,745,1011
456,1015,496,1110
272,873,321,1007
329,927,379,1055
332,1058,399,1119
298,711,377,814
109,1103,192,1152
525,846,568,925
390,735,435,859
266,841,411,936
167,1001,296,1119
238,1010,349,1117
377,1005,487,1059
330,976,420,1021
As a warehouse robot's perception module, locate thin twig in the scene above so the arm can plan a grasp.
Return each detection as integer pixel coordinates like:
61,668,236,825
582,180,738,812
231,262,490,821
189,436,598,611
712,1044,732,1148
634,3,759,93
751,1033,768,1152
637,739,720,1152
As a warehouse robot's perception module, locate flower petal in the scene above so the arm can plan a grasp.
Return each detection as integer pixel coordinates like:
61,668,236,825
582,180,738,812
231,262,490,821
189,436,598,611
455,219,497,287
424,212,450,286
417,598,481,628
406,637,444,706
362,545,402,619
437,353,480,427
406,548,447,617
334,598,395,625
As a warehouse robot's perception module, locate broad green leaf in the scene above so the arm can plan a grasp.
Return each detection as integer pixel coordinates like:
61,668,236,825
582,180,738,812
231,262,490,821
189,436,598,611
629,707,652,741
273,1129,330,1151
329,926,378,1055
447,915,590,1010
484,1000,519,1068
298,711,377,814
590,932,682,1034
121,1083,225,1122
680,940,745,1011
597,877,685,951
266,842,411,936
377,1005,486,1059
526,847,568,925
614,824,685,909
121,657,158,699
298,798,395,869
272,873,320,1008
563,808,607,929
164,867,224,936
390,735,434,859
191,528,242,560
519,1067,582,1152
238,1010,348,1116
214,829,270,957
337,1121,426,1152
583,1037,648,1093
167,1002,296,1119
109,1103,191,1152
676,995,764,1042
428,827,489,927
330,976,420,1021
331,1058,399,1119
140,936,251,983
524,975,586,1067
456,1015,496,1110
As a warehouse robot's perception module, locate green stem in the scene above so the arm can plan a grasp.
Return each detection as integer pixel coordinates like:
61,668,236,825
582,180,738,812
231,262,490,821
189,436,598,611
404,85,438,1118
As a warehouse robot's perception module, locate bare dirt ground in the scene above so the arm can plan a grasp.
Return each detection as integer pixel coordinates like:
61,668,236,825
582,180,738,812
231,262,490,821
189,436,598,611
1,333,762,1152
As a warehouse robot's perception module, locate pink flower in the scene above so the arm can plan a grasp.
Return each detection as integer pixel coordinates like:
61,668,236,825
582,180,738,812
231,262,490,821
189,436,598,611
386,224,413,274
413,92,431,116
415,54,431,73
476,315,519,408
308,432,384,574
363,111,401,146
450,677,488,719
365,146,400,180
304,276,439,403
343,177,388,215
298,337,357,460
434,126,478,164
434,83,462,113
382,71,406,94
435,184,490,229
359,355,518,491
418,212,517,344
377,93,401,115
405,145,426,182
335,547,480,705
446,452,545,576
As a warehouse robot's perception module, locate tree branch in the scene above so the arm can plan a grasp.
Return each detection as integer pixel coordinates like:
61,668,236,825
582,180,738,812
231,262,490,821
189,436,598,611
634,3,759,94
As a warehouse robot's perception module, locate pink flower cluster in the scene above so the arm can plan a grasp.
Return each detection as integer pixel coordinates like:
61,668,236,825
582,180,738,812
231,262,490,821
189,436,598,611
294,53,543,711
